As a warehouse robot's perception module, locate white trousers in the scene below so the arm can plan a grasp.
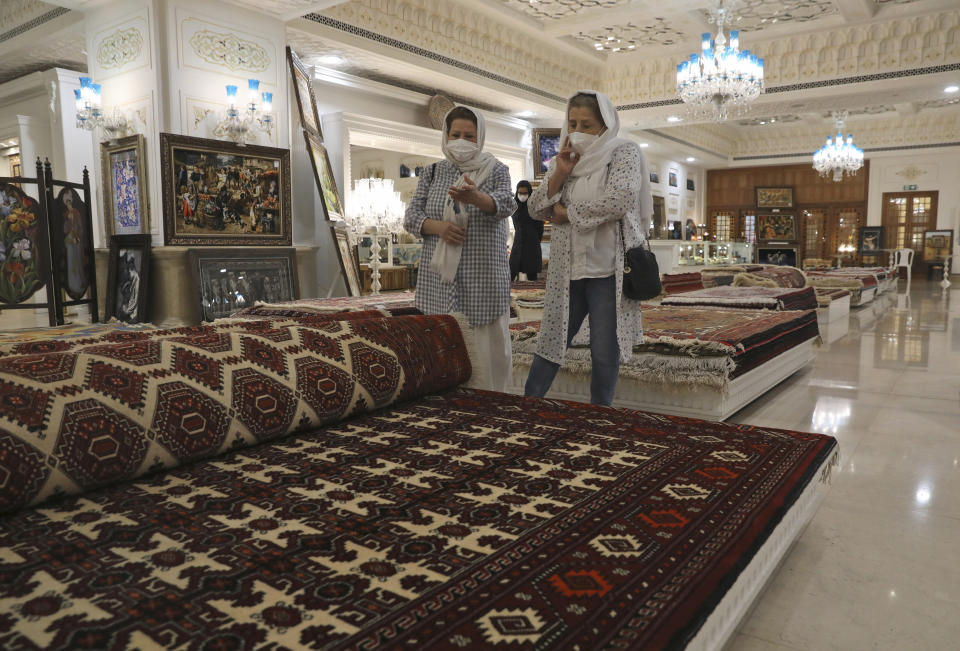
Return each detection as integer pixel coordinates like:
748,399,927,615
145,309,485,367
471,311,512,393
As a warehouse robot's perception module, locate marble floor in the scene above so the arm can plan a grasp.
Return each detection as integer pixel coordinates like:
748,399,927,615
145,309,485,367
726,277,960,651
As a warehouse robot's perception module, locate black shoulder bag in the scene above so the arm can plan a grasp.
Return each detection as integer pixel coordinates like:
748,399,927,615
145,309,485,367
619,221,661,300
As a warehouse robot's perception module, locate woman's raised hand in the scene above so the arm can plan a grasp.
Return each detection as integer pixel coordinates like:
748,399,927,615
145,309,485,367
554,137,578,178
448,175,480,206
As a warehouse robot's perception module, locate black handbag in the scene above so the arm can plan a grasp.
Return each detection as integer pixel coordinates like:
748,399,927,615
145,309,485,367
619,221,661,300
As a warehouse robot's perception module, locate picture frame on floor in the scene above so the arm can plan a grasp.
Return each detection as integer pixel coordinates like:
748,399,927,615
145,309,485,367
101,134,149,236
533,128,561,179
858,226,883,254
105,234,151,323
188,247,299,322
304,130,344,222
160,133,292,246
331,224,362,297
755,186,794,209
922,229,953,263
287,47,322,138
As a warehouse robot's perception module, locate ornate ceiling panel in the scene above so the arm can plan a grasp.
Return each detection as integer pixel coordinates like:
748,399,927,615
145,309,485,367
574,19,687,52
498,0,629,21
736,114,802,126
876,1,927,4
0,1,65,40
0,34,85,85
697,0,839,34
915,97,960,110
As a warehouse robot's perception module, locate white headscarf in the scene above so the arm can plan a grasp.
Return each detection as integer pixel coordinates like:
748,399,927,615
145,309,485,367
430,106,499,283
560,90,629,203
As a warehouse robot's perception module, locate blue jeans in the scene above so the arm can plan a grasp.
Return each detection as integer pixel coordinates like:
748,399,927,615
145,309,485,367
524,275,620,405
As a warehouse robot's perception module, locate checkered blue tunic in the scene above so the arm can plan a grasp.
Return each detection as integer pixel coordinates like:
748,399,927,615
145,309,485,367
404,159,514,326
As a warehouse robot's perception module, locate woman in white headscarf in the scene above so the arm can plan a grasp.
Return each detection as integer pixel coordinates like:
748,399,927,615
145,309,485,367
404,106,515,391
524,90,653,405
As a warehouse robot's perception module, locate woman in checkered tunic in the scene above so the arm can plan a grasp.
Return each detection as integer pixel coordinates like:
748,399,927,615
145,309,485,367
404,106,515,392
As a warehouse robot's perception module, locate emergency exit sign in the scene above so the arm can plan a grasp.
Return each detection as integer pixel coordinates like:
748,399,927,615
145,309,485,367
903,184,918,191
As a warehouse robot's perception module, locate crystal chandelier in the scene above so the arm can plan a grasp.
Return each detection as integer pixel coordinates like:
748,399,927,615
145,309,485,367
347,178,405,295
813,111,864,182
74,77,130,142
216,79,274,145
676,0,763,121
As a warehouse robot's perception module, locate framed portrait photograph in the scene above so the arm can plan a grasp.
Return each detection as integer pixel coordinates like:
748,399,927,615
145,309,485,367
923,229,953,263
757,213,797,242
686,178,695,191
756,186,794,209
533,128,561,179
287,47,322,138
105,234,151,323
332,224,362,297
304,130,344,222
101,135,149,236
858,226,883,254
668,169,679,187
188,248,299,322
160,133,291,246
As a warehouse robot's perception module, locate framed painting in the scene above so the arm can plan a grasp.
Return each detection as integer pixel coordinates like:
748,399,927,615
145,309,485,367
758,246,798,267
105,234,151,323
304,130,344,222
923,229,953,263
287,47,322,138
858,226,883,254
686,178,695,191
649,164,660,184
668,169,678,187
332,224,362,297
533,128,561,179
160,132,291,246
757,213,797,242
188,248,299,322
101,134,149,236
756,186,794,209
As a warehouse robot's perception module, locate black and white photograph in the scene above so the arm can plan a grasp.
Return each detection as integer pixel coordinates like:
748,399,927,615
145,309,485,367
106,234,151,323
188,248,299,322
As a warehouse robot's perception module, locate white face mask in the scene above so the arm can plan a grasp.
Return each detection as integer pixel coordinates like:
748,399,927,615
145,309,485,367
517,194,529,202
446,138,479,163
567,131,599,154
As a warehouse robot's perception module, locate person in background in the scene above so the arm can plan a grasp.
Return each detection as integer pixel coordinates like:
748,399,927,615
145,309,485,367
404,105,515,392
523,90,652,405
509,180,544,282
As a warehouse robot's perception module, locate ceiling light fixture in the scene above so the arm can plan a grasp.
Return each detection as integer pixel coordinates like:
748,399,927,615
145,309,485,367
319,55,344,65
945,85,959,93
813,111,863,183
676,0,764,121
667,115,681,122
639,142,650,148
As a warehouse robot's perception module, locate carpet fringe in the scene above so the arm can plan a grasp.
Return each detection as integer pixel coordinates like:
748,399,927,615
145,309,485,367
732,273,779,289
819,448,841,484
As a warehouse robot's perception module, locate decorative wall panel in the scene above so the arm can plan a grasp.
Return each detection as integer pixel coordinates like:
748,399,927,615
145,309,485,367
179,14,278,84
92,13,150,80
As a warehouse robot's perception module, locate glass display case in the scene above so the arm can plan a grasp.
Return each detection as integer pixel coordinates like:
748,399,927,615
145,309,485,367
676,241,754,266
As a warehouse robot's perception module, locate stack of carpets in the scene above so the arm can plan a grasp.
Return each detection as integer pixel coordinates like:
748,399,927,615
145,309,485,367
814,287,852,307
661,285,817,312
660,271,704,294
229,293,420,319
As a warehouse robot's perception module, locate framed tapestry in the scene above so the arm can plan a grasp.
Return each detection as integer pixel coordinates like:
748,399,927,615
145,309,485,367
758,246,798,267
160,133,291,246
923,229,953,263
686,178,695,191
757,213,797,242
105,234,151,324
101,134,149,236
287,47,322,138
756,186,794,208
649,163,660,184
304,130,344,222
533,128,561,179
332,224,362,297
858,226,883,254
188,248,299,322
668,169,678,188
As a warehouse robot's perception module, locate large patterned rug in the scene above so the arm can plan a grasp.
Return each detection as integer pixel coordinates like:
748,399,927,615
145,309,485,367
0,312,470,513
661,286,817,312
511,306,820,388
0,387,837,649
